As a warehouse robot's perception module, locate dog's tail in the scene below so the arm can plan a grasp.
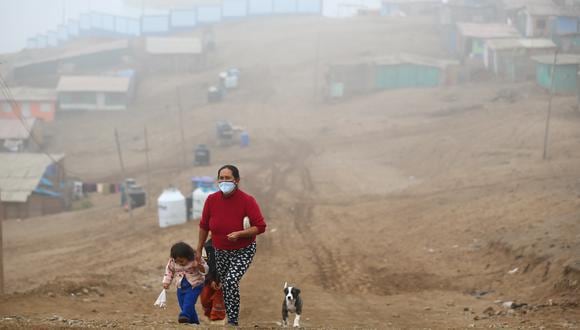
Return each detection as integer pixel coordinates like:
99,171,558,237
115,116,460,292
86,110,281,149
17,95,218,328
284,282,288,289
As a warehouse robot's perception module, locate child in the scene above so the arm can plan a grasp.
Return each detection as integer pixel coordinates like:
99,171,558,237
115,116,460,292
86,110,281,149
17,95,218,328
162,242,209,324
200,238,226,322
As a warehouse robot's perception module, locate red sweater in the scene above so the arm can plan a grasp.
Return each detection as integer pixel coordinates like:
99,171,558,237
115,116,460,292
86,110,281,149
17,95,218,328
200,189,266,250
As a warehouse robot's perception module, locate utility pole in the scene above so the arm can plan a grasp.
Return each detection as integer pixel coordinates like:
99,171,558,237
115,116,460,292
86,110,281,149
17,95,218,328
144,126,152,209
542,50,558,160
313,32,321,102
115,129,132,217
176,88,187,169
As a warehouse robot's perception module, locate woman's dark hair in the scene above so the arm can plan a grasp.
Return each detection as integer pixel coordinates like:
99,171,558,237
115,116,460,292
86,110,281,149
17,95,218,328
217,164,240,180
170,242,196,260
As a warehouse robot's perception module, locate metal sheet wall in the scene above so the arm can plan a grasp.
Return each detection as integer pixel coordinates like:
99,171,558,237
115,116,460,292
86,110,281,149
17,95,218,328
273,0,297,13
142,15,170,33
223,0,249,18
67,20,80,37
171,10,197,28
197,6,222,23
249,0,273,15
47,31,58,47
297,0,321,14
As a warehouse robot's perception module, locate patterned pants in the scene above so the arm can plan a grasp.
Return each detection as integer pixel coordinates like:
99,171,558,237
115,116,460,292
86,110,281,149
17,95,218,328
215,242,256,325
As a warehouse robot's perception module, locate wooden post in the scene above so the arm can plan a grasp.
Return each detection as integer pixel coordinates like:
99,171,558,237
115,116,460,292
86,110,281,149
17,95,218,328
543,50,558,160
144,126,152,209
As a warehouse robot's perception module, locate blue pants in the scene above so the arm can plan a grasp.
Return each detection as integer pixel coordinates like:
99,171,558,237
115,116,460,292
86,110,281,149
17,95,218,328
177,277,203,324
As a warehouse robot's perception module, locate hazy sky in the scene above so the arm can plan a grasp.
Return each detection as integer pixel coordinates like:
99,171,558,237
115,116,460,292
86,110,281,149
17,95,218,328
0,0,381,54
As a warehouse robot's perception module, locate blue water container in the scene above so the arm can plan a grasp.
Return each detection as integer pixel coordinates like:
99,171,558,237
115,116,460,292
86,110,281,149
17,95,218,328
191,176,215,190
240,131,249,147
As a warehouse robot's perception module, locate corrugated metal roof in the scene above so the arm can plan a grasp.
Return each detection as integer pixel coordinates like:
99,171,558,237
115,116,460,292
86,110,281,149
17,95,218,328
525,3,580,16
487,38,556,49
0,87,57,102
14,39,129,69
532,54,580,64
146,37,203,55
57,76,131,93
0,153,64,202
486,38,522,50
501,0,553,11
373,53,459,68
519,38,556,48
457,23,520,39
0,118,36,140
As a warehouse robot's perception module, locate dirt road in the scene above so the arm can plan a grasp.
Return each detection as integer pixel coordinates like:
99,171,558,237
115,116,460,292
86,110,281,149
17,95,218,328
1,16,579,328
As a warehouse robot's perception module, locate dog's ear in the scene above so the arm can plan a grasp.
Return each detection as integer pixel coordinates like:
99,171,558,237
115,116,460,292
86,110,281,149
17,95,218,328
294,288,301,295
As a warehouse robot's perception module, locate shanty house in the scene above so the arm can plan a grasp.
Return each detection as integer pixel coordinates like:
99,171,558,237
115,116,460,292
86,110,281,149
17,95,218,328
12,40,130,87
374,54,459,90
484,38,556,81
143,37,205,73
455,23,520,60
57,75,134,111
0,153,68,219
0,118,43,152
514,3,580,38
532,54,580,93
326,61,376,98
0,87,57,122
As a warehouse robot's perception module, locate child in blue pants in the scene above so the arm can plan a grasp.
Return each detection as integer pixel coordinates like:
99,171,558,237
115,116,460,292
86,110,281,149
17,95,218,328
163,242,208,324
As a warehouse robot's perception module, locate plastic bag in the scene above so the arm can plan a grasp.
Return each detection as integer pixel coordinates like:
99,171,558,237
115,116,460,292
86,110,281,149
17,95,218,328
154,289,167,308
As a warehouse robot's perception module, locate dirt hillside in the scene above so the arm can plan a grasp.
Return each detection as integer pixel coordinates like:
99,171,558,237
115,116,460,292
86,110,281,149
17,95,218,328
1,16,579,328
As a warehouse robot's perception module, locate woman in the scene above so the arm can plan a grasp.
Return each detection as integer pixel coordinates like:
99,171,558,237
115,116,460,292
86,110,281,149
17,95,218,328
196,164,267,326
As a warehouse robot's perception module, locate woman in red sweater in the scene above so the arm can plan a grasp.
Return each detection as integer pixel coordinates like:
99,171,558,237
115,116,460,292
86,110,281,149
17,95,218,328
196,164,267,327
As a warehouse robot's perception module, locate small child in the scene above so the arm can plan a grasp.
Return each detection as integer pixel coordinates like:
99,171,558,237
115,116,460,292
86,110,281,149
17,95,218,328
162,241,209,324
200,238,226,322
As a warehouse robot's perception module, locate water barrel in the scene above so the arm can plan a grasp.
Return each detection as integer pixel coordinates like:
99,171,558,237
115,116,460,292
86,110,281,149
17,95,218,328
157,187,187,228
191,176,214,190
192,185,217,220
224,75,238,89
240,131,249,147
128,186,146,209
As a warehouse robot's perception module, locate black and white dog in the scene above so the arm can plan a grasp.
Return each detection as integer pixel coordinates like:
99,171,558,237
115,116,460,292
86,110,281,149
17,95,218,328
282,282,302,328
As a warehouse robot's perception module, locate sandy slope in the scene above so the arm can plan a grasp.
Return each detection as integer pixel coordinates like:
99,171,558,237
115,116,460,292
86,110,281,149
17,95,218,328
1,16,579,328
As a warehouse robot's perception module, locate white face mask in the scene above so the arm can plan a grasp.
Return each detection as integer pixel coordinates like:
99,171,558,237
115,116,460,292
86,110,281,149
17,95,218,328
218,181,236,194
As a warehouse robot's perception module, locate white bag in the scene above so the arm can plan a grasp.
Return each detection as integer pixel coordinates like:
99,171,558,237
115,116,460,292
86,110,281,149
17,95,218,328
154,289,167,308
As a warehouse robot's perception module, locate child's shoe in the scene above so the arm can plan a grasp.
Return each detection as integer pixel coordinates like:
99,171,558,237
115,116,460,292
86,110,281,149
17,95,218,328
178,316,189,323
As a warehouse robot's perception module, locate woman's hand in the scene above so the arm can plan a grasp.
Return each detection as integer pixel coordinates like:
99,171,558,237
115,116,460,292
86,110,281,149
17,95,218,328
163,283,169,290
227,231,242,241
